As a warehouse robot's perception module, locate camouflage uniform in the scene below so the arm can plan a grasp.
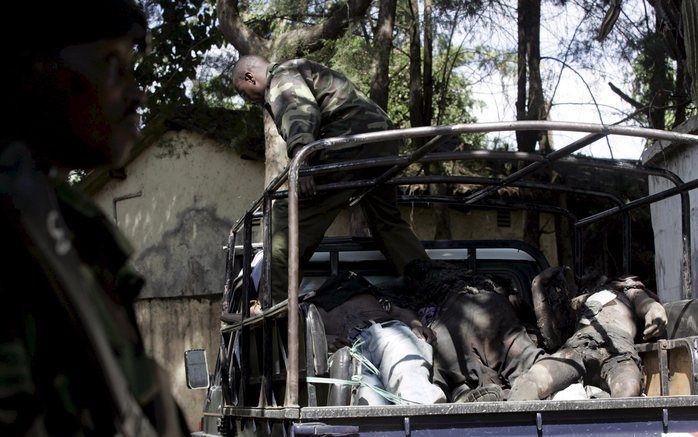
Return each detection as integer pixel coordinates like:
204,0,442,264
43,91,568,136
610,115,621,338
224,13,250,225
264,59,428,302
0,143,187,436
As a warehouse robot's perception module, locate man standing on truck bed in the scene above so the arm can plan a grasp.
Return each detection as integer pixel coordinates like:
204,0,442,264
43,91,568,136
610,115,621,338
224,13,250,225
232,55,429,303
0,1,188,435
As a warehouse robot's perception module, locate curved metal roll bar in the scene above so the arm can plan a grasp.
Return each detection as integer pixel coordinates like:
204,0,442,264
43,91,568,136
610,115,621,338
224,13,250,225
224,121,698,408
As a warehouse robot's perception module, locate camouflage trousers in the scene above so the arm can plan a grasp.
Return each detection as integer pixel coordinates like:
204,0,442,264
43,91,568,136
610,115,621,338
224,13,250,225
268,183,429,304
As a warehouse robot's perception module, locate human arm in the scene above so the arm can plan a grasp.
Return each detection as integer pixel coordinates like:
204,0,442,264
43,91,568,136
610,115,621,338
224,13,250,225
388,304,435,343
267,65,321,159
614,277,667,340
268,64,323,197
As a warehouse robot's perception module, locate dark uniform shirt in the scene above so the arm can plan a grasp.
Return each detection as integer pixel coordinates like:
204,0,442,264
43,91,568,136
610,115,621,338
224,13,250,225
264,58,398,162
0,143,186,436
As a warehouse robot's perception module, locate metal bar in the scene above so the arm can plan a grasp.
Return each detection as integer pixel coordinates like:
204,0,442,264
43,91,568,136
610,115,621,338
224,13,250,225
230,201,262,233
296,396,698,419
659,341,670,396
263,318,273,406
263,193,272,310
680,192,693,299
391,176,626,206
348,135,450,206
575,179,698,226
300,150,690,180
622,212,632,274
286,150,303,408
398,195,577,219
278,121,698,408
574,226,583,277
224,231,237,313
112,190,142,223
464,132,607,204
242,213,253,318
300,150,546,176
295,176,626,209
244,123,698,233
286,121,698,156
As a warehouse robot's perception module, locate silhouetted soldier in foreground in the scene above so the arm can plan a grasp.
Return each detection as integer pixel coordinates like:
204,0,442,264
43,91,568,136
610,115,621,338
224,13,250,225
0,1,189,435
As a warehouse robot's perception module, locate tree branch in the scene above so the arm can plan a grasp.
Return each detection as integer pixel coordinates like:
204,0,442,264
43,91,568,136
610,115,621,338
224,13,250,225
608,81,644,109
216,0,270,56
272,0,372,58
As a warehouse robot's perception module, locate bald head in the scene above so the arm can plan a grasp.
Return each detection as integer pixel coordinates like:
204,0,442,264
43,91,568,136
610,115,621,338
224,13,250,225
232,55,270,104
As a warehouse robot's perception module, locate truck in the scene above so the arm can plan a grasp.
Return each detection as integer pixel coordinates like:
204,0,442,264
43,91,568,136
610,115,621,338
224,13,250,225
185,121,698,436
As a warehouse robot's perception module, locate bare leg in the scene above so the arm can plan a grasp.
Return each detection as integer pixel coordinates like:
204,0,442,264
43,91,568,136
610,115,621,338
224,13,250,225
509,348,584,400
605,360,642,397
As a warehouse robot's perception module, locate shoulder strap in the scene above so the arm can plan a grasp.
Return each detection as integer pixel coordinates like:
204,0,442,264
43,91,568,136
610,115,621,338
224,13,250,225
1,143,157,437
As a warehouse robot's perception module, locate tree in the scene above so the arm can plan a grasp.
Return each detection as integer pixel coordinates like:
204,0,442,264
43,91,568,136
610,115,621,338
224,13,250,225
136,0,224,120
216,0,373,183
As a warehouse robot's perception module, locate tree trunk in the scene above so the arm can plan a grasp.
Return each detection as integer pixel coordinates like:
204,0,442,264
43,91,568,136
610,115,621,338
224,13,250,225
515,0,544,153
370,0,397,110
674,58,687,128
408,0,425,136
516,0,544,249
423,0,434,124
353,0,399,237
217,0,373,185
424,0,450,239
263,112,288,186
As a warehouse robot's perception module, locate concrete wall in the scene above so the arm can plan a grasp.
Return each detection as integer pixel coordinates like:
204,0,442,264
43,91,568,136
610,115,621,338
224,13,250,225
642,118,698,302
92,130,265,429
134,296,220,430
326,206,558,265
93,130,265,298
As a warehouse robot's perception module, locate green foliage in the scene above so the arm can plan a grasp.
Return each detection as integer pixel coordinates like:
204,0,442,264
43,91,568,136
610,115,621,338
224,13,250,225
135,0,225,120
631,32,674,126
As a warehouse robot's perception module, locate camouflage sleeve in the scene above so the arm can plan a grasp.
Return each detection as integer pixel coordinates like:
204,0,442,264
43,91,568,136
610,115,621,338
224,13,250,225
267,67,321,157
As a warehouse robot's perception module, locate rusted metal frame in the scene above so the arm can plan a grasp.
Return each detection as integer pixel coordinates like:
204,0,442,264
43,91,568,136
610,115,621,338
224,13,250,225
307,175,618,276
622,212,632,274
658,340,670,396
225,231,238,313
390,176,626,205
559,159,691,281
401,175,628,272
541,157,693,276
398,195,573,271
280,175,627,204
553,158,690,278
575,179,698,225
348,135,451,207
285,122,698,409
239,213,253,407
259,193,274,407
242,213,253,319
463,132,608,205
576,178,698,298
302,156,638,274
398,195,577,222
299,150,546,177
259,317,273,407
262,193,273,310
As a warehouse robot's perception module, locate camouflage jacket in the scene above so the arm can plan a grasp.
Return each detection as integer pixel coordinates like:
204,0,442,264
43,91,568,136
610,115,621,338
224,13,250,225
265,58,397,160
0,143,186,436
